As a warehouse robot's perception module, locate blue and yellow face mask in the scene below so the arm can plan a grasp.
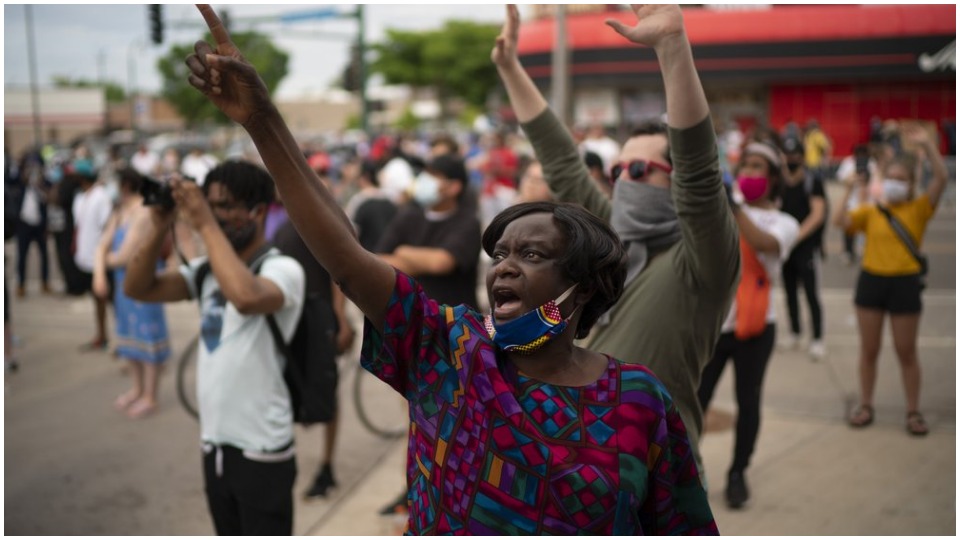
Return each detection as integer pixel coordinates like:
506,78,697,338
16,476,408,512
484,284,579,355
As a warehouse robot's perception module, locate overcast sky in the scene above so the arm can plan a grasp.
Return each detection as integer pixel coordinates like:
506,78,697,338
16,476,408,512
4,4,519,100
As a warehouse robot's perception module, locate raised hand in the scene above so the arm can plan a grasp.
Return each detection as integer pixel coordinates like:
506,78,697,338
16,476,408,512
170,177,215,233
491,4,521,68
605,4,685,49
186,4,272,127
901,123,934,149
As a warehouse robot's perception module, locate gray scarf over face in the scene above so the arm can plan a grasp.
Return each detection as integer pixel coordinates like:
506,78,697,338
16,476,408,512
609,180,682,284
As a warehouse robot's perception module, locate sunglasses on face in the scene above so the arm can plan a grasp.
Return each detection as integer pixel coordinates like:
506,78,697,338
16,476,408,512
609,159,673,183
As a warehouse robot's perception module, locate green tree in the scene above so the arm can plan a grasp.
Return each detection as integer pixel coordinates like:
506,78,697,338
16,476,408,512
370,20,499,122
156,30,289,126
52,76,127,103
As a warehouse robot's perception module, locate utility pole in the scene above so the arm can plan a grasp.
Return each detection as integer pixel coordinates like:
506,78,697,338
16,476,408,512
356,5,368,135
550,5,571,126
25,5,43,147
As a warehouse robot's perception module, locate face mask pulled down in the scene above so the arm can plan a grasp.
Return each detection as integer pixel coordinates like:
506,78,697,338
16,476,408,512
484,284,578,355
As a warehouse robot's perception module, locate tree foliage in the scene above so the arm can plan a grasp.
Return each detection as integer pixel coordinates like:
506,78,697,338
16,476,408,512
156,31,289,127
52,76,126,103
370,20,500,118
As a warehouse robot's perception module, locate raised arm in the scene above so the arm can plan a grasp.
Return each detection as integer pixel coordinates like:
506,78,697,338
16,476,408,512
609,5,737,291
903,124,949,209
606,5,708,129
493,5,610,219
491,5,547,122
188,4,395,327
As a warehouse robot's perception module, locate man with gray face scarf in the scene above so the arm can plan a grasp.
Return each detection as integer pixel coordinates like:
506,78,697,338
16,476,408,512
492,4,740,479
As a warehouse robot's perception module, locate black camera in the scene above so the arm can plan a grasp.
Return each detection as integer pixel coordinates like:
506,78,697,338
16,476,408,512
140,175,192,210
855,155,869,176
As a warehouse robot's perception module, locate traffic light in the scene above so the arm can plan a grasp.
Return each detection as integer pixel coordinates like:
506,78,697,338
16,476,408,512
148,5,163,45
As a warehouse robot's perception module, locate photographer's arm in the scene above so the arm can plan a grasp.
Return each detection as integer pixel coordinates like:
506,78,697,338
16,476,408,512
124,209,191,303
189,5,394,327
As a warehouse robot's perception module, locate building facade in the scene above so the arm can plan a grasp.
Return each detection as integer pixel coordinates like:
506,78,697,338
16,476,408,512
518,4,955,156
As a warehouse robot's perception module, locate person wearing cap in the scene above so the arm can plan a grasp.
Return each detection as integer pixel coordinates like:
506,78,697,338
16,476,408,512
780,137,828,360
697,140,799,509
376,153,481,310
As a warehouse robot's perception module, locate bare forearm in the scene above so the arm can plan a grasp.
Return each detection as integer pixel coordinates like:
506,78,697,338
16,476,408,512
795,199,825,242
654,34,709,130
243,108,394,324
496,60,549,123
197,222,271,313
735,209,779,254
832,184,854,229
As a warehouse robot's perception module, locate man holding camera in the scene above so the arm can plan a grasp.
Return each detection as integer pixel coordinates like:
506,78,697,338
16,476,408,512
125,161,305,535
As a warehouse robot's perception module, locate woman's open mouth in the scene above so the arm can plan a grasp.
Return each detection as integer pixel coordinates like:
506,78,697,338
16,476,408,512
492,289,523,320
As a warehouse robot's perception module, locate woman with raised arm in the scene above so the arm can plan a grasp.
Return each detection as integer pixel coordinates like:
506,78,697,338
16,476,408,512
833,124,948,437
186,5,717,534
491,4,740,483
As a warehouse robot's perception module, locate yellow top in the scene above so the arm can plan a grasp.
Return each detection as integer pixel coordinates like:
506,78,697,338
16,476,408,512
804,129,830,168
847,195,934,276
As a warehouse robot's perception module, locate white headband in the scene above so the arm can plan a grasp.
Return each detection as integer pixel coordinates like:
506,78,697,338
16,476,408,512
744,142,782,169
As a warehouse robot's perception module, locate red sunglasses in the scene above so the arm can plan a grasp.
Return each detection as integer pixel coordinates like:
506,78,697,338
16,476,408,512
609,159,673,183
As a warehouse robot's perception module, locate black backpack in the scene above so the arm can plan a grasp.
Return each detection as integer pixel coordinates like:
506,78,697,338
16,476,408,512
193,247,339,424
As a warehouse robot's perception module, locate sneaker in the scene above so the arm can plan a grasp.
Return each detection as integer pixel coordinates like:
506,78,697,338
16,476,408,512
809,340,826,361
305,463,336,499
780,333,801,351
725,470,749,509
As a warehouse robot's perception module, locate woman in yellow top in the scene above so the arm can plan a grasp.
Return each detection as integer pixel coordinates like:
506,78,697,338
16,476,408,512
833,125,948,436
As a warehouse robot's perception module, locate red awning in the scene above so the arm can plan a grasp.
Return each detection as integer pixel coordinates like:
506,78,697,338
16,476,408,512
517,4,956,54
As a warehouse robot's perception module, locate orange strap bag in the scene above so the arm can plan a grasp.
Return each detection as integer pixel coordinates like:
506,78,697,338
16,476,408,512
735,236,770,340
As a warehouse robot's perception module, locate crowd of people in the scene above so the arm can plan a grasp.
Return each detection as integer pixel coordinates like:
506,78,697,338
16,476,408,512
3,2,952,535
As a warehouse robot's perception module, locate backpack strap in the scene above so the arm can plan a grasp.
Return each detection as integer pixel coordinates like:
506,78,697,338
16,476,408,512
876,204,927,273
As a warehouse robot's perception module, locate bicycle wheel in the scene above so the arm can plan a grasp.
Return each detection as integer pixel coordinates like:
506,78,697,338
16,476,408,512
353,363,408,439
176,333,200,421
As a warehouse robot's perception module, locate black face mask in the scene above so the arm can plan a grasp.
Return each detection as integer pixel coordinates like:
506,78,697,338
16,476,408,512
786,162,802,173
218,218,257,252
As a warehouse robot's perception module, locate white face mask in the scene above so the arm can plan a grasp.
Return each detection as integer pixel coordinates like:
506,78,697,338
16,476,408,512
881,178,910,204
412,172,441,208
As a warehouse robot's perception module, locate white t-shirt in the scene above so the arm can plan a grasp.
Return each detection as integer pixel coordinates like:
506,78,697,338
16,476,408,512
180,250,305,452
130,150,160,177
19,187,42,226
721,206,800,333
71,184,113,272
181,153,218,186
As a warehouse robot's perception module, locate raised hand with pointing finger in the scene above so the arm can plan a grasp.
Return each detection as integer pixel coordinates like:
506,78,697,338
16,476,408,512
186,4,272,127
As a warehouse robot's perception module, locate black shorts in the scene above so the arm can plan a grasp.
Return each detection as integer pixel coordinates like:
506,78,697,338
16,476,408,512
854,270,923,314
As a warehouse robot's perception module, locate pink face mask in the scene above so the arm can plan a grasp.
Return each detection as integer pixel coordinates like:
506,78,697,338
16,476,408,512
737,176,769,203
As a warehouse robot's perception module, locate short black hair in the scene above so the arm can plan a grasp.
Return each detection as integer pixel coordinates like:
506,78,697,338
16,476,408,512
482,202,627,340
630,120,672,166
202,160,275,209
118,167,143,193
427,153,468,201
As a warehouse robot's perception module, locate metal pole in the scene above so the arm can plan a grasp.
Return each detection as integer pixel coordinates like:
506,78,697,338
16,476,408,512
356,5,368,135
25,5,43,147
127,42,139,133
550,5,570,126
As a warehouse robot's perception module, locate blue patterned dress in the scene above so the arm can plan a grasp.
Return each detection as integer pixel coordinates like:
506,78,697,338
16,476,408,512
112,223,171,363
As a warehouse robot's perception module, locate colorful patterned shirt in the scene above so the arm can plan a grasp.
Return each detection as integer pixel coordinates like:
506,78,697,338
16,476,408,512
361,272,718,535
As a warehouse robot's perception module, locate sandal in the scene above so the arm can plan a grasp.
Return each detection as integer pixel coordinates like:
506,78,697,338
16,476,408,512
906,411,929,437
848,405,874,428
